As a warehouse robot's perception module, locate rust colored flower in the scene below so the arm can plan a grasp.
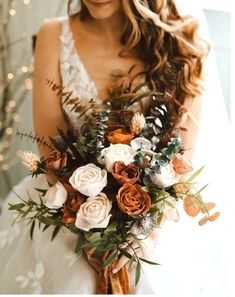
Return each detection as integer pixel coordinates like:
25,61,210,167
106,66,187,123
45,151,67,172
172,153,193,174
62,191,85,224
112,161,140,185
107,129,134,145
116,183,151,216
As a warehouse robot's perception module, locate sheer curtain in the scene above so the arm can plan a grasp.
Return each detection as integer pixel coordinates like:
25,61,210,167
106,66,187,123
145,2,234,297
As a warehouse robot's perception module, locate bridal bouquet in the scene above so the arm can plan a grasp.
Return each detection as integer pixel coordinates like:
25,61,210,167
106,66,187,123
10,73,219,294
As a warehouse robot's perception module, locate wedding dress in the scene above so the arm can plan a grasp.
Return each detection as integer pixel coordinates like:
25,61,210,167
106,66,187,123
0,16,154,294
1,8,234,296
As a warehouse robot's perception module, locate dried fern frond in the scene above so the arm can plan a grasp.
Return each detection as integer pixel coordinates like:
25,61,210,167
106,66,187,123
15,130,54,151
46,79,98,118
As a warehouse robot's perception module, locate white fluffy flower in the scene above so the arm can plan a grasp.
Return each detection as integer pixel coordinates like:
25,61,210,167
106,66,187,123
18,151,40,172
43,182,67,209
157,195,179,222
69,163,107,197
98,144,136,173
75,193,112,231
150,163,179,188
130,112,146,134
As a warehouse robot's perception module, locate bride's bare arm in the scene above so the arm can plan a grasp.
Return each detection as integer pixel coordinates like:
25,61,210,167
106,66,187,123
33,19,68,161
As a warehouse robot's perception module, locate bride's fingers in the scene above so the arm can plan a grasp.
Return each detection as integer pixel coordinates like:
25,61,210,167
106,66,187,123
112,243,142,274
112,254,129,274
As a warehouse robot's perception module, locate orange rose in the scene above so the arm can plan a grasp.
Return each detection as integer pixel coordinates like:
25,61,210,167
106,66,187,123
45,151,67,171
116,183,151,216
172,153,193,174
62,191,85,224
107,129,134,144
112,161,140,185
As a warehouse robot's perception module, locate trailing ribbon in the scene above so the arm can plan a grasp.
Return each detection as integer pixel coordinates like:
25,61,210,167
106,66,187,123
84,248,131,294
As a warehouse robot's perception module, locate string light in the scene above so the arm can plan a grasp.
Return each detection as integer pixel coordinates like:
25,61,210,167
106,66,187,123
21,66,28,73
25,78,32,90
7,73,14,80
8,100,16,108
23,0,31,5
5,127,14,135
9,9,16,16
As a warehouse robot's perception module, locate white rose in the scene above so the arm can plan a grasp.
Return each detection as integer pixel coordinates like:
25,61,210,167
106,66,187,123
43,182,67,209
150,163,179,188
157,195,179,221
75,193,112,231
98,144,136,172
69,163,107,197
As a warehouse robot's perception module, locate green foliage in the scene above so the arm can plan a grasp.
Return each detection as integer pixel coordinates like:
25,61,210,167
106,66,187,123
9,192,63,241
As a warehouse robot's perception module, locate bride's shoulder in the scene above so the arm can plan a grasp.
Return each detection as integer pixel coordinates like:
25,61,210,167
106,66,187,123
35,17,65,60
37,17,63,42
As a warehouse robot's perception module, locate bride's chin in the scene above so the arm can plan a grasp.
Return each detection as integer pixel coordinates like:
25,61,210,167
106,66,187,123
83,0,121,20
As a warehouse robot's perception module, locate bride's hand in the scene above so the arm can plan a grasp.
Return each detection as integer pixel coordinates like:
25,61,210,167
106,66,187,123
112,229,159,274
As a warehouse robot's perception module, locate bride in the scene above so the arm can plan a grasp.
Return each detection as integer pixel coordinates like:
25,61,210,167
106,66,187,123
0,0,210,294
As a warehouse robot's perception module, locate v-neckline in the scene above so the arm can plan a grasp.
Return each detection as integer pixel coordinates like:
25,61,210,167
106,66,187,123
67,18,105,103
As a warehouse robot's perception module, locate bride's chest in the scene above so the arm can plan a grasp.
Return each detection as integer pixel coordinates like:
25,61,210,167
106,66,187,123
75,45,146,100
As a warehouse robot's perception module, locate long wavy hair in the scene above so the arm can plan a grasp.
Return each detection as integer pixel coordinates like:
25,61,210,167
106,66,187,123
68,0,209,115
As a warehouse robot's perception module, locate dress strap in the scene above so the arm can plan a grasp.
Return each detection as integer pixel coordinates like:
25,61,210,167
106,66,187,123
59,16,70,40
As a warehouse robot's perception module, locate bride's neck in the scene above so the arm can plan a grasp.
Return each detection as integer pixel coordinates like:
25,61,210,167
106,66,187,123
84,11,124,40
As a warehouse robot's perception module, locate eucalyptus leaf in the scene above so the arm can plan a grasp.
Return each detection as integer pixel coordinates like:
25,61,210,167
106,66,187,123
42,224,50,232
118,248,133,260
30,220,35,240
84,232,101,243
51,226,61,241
102,249,118,268
75,235,86,254
186,165,205,183
135,262,141,286
157,212,164,225
104,222,118,234
139,257,160,265
164,200,175,208
8,203,25,211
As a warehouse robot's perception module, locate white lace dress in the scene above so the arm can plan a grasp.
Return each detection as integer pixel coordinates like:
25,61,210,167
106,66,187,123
0,16,154,294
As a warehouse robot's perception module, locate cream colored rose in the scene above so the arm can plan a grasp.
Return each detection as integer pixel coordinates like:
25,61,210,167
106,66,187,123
150,163,179,188
69,163,107,197
75,193,112,231
43,182,67,209
98,144,136,172
157,194,179,221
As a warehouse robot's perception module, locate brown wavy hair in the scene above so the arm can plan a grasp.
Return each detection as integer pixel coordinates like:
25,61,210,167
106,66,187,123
68,0,209,113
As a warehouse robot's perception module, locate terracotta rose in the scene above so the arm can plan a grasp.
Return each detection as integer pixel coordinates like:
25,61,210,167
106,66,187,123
62,183,85,224
116,183,151,216
107,129,134,144
45,151,67,171
112,161,140,185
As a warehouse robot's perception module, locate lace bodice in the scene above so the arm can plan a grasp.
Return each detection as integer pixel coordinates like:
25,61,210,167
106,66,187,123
59,16,150,130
